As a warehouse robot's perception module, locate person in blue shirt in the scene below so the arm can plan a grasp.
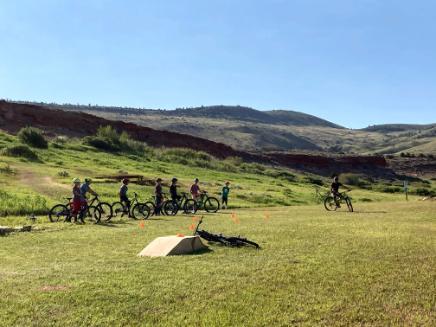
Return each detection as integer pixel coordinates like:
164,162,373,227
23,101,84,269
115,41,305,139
221,181,230,209
80,178,98,200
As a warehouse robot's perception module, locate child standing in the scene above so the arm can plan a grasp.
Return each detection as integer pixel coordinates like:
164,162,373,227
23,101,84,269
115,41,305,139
119,178,131,216
221,181,230,209
155,178,164,215
72,178,83,222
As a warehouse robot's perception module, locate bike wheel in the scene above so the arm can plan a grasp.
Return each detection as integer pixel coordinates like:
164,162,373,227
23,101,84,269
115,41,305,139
48,204,70,222
183,199,198,214
110,202,126,221
346,198,354,212
163,201,178,216
204,197,220,213
144,201,156,216
83,206,101,223
324,196,337,211
132,203,151,220
97,202,113,221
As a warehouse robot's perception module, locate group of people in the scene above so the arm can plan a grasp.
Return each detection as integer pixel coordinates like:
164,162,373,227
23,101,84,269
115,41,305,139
70,176,231,220
70,174,346,219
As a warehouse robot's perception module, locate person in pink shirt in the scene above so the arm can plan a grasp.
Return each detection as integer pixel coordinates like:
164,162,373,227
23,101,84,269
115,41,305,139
190,178,201,200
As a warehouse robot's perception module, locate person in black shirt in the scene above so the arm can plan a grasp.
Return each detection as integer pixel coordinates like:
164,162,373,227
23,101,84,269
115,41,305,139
331,175,351,207
155,178,163,215
170,177,180,203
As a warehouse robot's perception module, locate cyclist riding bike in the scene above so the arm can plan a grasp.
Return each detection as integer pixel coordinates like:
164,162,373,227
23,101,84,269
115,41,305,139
119,178,131,217
331,175,351,208
190,178,201,201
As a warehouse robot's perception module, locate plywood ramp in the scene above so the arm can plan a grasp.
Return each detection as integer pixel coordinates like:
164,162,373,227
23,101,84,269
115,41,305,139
138,235,208,257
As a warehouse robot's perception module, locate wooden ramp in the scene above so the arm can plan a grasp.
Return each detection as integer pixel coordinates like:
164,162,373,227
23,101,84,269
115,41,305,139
138,235,208,257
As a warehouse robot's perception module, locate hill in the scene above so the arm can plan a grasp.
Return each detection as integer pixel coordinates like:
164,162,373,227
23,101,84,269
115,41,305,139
9,100,436,155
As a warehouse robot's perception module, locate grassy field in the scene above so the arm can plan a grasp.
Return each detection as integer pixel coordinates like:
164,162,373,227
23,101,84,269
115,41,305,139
0,128,423,218
1,201,435,326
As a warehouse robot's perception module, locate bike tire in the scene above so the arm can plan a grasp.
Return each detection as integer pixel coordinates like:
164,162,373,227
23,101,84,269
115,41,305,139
110,202,126,221
346,198,354,212
163,201,178,216
97,202,113,221
183,199,198,214
83,206,101,224
324,196,337,211
132,203,151,220
48,204,70,222
226,237,260,249
204,197,220,213
144,201,156,216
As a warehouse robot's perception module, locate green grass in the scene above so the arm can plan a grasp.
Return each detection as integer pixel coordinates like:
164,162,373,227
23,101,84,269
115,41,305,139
0,129,421,217
1,201,435,326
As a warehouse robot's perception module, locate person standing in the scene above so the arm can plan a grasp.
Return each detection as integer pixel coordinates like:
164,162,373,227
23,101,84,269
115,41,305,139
190,178,201,201
155,178,164,215
119,178,131,217
170,177,180,203
221,181,230,209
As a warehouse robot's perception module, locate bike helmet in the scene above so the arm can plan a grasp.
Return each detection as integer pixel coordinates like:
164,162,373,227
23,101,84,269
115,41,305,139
172,177,178,182
84,178,92,183
72,178,81,184
194,178,199,182
156,178,163,182
122,178,129,184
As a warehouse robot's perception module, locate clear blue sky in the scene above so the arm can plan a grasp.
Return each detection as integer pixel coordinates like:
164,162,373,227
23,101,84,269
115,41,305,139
1,0,435,128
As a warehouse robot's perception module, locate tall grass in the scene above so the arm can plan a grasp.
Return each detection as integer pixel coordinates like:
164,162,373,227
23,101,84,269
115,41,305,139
0,191,48,216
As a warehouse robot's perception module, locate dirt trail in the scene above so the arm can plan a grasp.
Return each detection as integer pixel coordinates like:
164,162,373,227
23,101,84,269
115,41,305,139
18,169,69,196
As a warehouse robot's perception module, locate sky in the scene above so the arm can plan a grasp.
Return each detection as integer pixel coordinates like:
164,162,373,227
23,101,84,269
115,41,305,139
0,0,435,128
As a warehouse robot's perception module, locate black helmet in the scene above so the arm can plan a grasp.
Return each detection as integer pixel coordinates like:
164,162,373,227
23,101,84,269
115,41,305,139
172,177,178,182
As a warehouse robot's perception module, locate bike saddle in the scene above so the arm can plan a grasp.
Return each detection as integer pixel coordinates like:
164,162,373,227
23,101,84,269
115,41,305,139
65,197,73,200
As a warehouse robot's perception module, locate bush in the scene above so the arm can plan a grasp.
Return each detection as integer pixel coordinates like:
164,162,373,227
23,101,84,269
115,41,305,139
17,127,48,148
341,173,369,188
303,176,324,186
1,145,39,160
381,186,402,193
84,126,149,155
414,188,435,197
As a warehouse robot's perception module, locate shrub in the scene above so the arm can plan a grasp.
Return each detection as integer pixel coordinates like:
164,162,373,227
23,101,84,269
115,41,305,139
303,176,324,186
84,126,149,155
1,145,39,161
381,186,402,193
0,164,15,175
414,188,435,197
17,127,48,148
341,173,369,188
58,171,69,177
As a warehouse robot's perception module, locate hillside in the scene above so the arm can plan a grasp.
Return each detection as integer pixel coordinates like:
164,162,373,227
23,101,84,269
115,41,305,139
20,101,435,155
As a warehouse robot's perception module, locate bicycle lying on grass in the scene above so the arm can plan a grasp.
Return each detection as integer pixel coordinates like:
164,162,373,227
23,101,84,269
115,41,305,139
194,217,260,249
48,198,101,223
324,191,354,212
184,191,220,214
111,192,151,221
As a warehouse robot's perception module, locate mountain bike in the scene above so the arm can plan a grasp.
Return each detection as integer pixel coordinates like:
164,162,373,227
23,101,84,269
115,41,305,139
324,191,353,212
163,192,191,216
87,195,113,221
314,186,330,204
194,217,260,249
48,198,101,223
111,192,151,221
184,191,220,214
